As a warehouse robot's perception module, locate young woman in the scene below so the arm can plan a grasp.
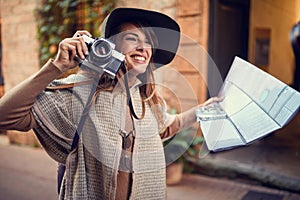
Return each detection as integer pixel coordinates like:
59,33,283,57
0,8,221,199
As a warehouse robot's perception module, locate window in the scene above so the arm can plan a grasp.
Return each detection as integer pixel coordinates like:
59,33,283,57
254,28,271,71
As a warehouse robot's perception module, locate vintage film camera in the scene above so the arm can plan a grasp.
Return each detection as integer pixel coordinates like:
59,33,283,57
79,35,125,78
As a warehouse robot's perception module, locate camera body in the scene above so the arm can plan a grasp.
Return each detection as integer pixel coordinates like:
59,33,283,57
79,35,125,78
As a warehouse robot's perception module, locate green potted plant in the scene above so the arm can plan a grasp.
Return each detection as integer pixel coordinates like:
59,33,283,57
164,127,204,185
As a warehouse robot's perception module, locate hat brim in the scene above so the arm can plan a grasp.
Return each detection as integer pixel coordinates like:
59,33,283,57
104,8,181,68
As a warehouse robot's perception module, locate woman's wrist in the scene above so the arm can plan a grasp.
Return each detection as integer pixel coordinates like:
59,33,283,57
51,59,66,73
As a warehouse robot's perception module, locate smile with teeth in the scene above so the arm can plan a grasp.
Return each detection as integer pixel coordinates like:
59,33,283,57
132,55,146,62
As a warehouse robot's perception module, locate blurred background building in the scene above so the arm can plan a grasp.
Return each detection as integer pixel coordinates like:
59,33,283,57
0,0,299,148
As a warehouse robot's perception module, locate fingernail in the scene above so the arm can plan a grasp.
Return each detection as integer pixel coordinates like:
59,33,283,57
85,51,89,55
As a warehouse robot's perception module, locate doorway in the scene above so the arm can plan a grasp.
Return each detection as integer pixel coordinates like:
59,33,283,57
207,0,250,97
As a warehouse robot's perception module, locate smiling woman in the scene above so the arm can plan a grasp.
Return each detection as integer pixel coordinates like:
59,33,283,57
0,7,222,200
113,23,155,76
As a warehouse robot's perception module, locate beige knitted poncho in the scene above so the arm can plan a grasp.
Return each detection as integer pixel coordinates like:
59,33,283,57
32,74,167,200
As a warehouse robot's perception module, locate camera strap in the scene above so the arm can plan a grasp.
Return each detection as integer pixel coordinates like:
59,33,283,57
123,73,145,120
57,80,98,194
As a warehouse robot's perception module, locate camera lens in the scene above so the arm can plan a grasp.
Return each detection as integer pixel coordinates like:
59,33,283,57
91,40,112,62
95,42,110,56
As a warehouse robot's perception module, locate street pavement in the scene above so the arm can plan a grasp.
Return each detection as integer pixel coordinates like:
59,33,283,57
0,138,57,200
1,134,300,200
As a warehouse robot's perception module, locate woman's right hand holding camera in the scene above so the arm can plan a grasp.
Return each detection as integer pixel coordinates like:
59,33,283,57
53,30,91,73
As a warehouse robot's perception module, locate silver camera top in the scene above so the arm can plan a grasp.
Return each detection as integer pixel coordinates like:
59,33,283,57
79,35,125,78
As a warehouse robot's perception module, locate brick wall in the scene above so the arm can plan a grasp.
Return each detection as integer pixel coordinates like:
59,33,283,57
0,0,41,145
172,0,209,111
1,0,41,91
116,0,177,17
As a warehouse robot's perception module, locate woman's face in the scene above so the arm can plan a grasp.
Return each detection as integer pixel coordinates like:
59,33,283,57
114,23,153,75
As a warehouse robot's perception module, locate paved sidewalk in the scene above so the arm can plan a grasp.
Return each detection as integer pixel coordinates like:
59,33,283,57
0,139,300,200
167,174,300,200
0,139,57,200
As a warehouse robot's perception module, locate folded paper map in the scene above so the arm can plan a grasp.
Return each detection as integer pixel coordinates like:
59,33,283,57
196,57,300,151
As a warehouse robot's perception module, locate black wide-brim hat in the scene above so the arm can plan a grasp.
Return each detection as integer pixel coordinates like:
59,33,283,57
101,7,181,68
